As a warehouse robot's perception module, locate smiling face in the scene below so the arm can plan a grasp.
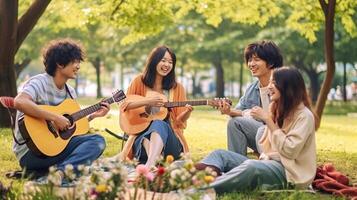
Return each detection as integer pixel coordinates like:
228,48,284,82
268,75,281,102
156,51,173,77
247,54,271,79
58,60,80,79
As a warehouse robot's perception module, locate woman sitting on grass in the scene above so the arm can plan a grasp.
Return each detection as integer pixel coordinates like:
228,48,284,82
196,67,318,193
119,45,193,168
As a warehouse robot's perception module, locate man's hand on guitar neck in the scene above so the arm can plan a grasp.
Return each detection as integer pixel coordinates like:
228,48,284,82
216,100,242,117
88,102,110,121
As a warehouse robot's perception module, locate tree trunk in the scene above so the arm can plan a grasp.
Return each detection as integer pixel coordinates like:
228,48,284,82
342,62,347,102
91,57,103,98
308,70,321,104
0,0,51,127
213,55,224,98
315,0,336,126
300,68,321,104
74,76,79,95
15,58,31,78
0,0,18,127
239,62,244,98
192,71,197,97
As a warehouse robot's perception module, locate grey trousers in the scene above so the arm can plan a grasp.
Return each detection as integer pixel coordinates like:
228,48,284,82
227,116,265,155
201,149,287,194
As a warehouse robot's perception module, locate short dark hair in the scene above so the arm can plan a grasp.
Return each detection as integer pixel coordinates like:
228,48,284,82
244,40,283,69
142,45,177,90
42,38,85,76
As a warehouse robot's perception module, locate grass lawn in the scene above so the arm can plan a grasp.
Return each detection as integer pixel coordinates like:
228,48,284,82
0,100,356,199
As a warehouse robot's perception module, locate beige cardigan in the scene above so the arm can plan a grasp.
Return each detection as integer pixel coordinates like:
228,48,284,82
259,104,316,189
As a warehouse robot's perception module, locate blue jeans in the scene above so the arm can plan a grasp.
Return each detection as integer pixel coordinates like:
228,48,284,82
20,134,106,173
227,117,264,155
133,120,183,164
200,149,287,193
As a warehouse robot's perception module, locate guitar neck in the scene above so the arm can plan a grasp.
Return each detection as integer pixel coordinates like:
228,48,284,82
71,97,115,121
164,100,208,108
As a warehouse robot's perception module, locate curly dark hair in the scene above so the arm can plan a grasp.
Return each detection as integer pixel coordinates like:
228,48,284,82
244,40,283,69
42,38,85,76
142,45,177,90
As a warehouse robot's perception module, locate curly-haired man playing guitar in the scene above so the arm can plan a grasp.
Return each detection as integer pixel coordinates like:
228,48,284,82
13,38,109,185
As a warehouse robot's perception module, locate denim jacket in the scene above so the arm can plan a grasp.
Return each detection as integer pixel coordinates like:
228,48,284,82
235,80,261,110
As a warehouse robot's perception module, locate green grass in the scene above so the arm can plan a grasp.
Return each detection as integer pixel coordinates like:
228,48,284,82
1,100,356,199
323,101,357,115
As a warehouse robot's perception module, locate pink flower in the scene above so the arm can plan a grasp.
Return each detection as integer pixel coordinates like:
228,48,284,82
145,172,155,182
136,164,149,175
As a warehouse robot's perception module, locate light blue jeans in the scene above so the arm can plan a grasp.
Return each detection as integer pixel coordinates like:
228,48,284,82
227,116,265,155
200,149,287,194
20,134,106,173
133,120,183,164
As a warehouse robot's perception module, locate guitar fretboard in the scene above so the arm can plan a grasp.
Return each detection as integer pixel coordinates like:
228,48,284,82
164,100,208,108
71,97,115,121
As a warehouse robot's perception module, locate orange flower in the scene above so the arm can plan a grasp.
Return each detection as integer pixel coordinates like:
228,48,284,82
166,155,174,164
204,175,215,184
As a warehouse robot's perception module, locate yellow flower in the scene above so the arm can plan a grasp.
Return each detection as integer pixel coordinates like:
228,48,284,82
184,162,193,170
166,155,174,164
204,175,215,184
95,184,108,193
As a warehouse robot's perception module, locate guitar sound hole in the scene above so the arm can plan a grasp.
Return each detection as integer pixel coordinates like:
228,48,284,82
63,114,74,126
150,107,160,114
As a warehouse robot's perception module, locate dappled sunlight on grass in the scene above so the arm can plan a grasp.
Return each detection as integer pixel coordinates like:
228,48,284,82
317,116,357,153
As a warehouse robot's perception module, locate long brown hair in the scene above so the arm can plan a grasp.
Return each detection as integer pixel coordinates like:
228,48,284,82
142,45,177,90
271,67,319,129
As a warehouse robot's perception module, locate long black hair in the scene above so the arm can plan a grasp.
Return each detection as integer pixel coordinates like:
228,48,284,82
271,67,319,129
142,45,177,90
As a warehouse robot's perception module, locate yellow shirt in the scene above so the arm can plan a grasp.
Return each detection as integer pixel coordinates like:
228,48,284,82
259,103,316,189
120,75,189,160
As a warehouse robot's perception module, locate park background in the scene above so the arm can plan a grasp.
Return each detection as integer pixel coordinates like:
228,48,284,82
0,0,357,199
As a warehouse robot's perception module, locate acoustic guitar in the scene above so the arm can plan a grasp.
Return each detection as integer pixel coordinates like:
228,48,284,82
120,91,231,135
18,90,126,157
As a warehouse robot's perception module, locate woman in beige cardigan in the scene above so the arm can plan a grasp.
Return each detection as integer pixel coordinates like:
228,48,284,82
196,67,318,193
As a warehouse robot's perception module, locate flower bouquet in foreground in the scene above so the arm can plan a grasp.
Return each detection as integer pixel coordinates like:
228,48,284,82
22,158,128,200
21,154,216,199
126,154,217,200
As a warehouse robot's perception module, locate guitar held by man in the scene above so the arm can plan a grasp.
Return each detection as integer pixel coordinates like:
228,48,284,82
19,90,126,157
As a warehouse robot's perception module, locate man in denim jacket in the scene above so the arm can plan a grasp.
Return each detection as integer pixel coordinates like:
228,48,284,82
219,41,283,156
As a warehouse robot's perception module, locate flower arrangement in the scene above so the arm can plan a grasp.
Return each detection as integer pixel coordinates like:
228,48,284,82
22,158,128,200
128,154,217,200
21,154,216,200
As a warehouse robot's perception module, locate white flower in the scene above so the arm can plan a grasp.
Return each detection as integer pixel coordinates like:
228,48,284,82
47,172,62,185
49,166,57,173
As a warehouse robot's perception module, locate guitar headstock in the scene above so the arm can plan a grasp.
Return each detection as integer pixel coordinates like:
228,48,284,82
112,90,126,103
208,97,232,107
